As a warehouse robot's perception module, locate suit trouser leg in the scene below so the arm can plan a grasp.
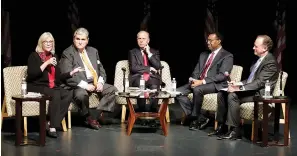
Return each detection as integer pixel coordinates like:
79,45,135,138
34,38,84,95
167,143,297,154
192,83,217,120
43,87,70,128
216,91,228,124
226,91,255,127
74,88,97,120
176,84,193,116
97,83,118,112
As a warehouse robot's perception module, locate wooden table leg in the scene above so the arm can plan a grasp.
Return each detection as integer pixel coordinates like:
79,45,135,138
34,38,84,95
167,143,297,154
284,102,289,146
159,99,168,136
253,101,259,143
126,98,136,136
15,100,22,146
39,99,46,146
262,102,269,147
274,103,281,142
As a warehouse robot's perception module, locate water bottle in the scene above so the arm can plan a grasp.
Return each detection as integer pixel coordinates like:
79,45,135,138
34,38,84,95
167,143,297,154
264,80,271,98
21,77,27,96
171,78,176,92
139,75,145,90
125,77,129,92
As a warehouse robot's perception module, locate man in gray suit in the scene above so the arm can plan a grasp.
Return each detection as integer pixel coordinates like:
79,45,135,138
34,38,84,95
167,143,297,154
211,35,279,140
176,32,234,131
59,27,118,130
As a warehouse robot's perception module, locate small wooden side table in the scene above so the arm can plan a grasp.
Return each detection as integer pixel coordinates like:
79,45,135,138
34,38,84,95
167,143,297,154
12,94,51,146
253,96,290,147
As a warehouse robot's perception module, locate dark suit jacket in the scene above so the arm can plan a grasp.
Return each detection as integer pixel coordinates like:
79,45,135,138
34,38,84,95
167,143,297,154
242,53,279,96
59,45,107,89
27,52,72,92
191,48,234,90
128,48,162,85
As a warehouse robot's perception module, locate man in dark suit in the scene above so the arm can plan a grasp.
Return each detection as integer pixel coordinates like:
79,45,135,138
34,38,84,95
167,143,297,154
210,35,279,140
176,32,234,131
59,27,118,130
128,30,162,126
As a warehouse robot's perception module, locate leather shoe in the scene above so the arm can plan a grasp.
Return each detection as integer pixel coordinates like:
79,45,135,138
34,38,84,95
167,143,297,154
85,117,101,130
199,117,210,130
189,120,200,131
217,130,242,140
46,130,58,138
208,124,227,136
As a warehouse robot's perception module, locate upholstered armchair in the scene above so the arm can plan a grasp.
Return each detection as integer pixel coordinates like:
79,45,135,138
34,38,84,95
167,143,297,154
114,60,174,123
240,71,288,141
186,65,243,128
1,66,67,136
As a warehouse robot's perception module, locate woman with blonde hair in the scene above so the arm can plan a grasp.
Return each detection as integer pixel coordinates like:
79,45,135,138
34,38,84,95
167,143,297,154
27,32,82,138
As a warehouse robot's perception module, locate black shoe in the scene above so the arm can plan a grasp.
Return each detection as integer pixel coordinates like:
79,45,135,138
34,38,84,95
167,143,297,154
149,120,158,128
189,120,200,131
46,130,58,138
218,130,242,140
199,117,210,130
208,124,227,136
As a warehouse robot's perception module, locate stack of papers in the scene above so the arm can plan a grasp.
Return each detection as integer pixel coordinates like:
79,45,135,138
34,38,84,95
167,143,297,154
24,92,42,98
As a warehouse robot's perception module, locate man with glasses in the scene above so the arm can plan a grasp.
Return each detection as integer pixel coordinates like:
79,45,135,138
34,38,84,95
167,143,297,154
175,32,233,131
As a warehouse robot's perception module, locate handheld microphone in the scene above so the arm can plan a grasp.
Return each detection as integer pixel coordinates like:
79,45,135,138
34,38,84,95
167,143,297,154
189,77,195,84
224,71,231,82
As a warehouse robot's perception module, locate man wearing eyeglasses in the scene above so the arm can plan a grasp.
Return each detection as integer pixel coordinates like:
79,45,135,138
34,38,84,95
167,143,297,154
175,32,234,131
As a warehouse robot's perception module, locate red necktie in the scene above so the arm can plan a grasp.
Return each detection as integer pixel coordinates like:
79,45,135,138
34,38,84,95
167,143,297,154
143,53,150,81
199,52,215,80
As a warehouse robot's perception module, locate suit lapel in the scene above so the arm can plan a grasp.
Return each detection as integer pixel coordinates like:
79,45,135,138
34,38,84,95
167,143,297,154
135,49,144,65
86,49,97,71
73,47,85,68
208,49,224,71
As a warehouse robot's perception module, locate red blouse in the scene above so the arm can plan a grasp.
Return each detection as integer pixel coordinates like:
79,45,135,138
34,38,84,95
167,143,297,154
38,52,55,88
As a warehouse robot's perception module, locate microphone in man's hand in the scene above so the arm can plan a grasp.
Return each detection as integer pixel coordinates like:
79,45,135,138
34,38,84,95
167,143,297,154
224,71,231,82
189,77,195,84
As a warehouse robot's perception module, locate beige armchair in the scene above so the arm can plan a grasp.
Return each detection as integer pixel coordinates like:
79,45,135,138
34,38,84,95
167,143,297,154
186,65,243,128
114,60,174,123
1,66,67,136
240,71,288,140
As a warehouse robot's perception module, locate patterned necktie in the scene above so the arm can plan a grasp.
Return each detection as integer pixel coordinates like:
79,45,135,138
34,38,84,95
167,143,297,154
247,58,262,83
81,51,98,86
199,52,215,80
143,53,150,81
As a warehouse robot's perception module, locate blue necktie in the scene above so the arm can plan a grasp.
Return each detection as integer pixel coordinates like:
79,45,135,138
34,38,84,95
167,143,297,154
247,59,262,83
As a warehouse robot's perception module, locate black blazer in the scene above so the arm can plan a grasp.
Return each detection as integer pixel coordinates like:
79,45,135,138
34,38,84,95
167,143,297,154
27,52,72,93
242,53,279,96
191,48,234,90
128,48,162,84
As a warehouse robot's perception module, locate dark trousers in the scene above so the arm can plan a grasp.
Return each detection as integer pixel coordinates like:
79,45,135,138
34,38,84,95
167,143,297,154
176,83,217,120
73,83,118,120
216,90,256,127
42,87,73,128
131,76,160,112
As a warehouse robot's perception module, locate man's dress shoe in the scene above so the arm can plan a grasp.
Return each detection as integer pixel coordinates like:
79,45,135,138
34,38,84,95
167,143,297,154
46,130,58,138
189,120,200,131
199,117,210,130
208,124,227,136
217,130,242,140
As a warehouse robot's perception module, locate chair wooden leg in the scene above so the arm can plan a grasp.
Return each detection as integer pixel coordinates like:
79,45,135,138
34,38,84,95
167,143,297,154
121,105,126,123
251,121,255,142
1,97,8,130
214,120,218,130
23,117,28,136
67,111,71,129
166,107,170,123
280,103,290,138
61,118,67,132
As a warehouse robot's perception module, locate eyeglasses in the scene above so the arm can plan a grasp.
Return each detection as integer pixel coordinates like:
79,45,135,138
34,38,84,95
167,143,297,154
206,39,218,43
43,41,53,44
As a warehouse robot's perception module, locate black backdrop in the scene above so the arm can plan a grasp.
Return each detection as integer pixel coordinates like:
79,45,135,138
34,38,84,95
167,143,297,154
2,0,295,103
